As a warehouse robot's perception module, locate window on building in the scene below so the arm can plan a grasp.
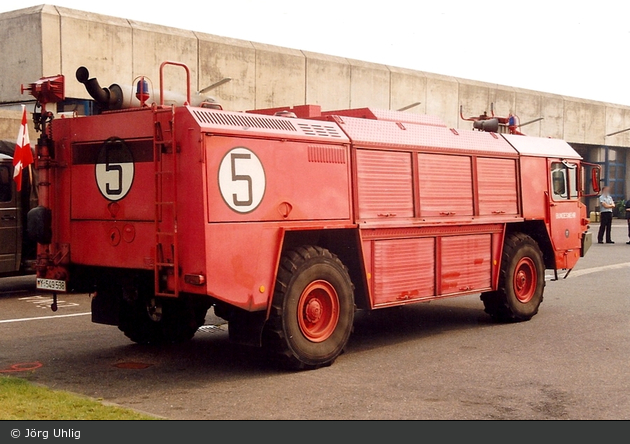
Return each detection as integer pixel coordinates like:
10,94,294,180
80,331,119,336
607,147,626,201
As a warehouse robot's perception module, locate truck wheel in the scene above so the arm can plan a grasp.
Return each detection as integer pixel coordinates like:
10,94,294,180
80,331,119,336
264,246,355,370
119,297,165,344
481,233,545,322
119,296,206,344
161,298,207,343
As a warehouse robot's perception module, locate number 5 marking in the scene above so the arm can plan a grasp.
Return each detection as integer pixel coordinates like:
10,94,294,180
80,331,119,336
218,147,265,214
231,153,253,206
105,146,123,195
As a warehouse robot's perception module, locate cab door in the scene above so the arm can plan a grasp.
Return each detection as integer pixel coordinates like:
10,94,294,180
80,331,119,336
548,159,582,259
0,160,18,273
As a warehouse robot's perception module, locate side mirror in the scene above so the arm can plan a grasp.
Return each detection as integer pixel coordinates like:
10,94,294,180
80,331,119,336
591,167,601,194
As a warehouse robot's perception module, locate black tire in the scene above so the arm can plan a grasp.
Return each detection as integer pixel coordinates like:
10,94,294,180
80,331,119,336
118,296,165,344
161,298,208,343
263,246,355,370
481,232,545,322
119,296,207,344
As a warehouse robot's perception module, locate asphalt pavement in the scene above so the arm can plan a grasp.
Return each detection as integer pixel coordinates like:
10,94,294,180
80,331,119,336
0,221,629,419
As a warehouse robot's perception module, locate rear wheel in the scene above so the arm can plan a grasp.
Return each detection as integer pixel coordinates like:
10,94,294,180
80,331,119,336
263,246,355,370
119,293,207,344
481,232,545,322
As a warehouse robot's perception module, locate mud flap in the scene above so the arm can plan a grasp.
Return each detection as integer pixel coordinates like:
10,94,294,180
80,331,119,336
91,290,120,326
581,231,592,257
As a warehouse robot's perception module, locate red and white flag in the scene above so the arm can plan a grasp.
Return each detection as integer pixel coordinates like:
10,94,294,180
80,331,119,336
13,104,33,192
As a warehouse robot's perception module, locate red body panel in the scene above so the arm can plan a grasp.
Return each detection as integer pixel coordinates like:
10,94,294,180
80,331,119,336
417,153,474,217
355,150,414,220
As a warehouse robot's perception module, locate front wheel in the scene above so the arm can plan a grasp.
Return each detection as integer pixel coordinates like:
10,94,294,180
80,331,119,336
263,246,355,370
481,232,545,322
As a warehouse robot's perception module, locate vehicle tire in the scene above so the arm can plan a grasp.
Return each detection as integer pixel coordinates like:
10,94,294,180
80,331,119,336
119,295,207,344
263,246,355,370
118,296,165,344
481,232,545,322
161,298,207,343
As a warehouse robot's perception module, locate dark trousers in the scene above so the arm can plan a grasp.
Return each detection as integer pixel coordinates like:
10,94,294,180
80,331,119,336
627,218,630,240
598,211,613,243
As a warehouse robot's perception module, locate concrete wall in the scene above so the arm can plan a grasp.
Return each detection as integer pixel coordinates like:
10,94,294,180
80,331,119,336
0,110,24,144
2,4,630,150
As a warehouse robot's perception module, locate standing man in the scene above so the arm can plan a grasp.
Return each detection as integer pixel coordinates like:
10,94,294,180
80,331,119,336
598,186,615,244
625,198,630,244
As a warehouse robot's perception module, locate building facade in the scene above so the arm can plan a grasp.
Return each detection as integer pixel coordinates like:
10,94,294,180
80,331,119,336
1,4,629,211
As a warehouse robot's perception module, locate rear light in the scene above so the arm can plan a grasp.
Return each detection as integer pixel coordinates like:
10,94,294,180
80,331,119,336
184,274,206,286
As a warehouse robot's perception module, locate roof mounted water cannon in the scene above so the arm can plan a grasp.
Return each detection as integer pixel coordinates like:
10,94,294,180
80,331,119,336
460,103,543,136
21,75,65,106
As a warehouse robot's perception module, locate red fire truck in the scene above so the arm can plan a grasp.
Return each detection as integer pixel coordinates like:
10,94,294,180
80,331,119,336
23,62,599,369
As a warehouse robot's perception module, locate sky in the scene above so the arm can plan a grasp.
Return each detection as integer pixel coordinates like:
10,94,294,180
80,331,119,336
2,1,630,106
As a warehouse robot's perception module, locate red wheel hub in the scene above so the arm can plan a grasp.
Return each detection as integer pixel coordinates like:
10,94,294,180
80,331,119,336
297,280,340,343
513,257,537,303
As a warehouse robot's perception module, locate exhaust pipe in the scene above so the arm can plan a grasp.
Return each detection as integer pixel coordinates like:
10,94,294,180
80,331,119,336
76,66,123,110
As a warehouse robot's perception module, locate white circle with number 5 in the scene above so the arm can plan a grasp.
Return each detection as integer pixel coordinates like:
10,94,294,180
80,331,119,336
218,147,265,213
95,139,135,202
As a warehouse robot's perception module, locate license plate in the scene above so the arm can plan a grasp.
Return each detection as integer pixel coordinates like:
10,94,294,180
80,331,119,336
36,278,67,292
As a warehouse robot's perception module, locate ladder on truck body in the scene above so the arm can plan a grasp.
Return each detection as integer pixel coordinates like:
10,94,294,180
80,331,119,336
153,106,179,298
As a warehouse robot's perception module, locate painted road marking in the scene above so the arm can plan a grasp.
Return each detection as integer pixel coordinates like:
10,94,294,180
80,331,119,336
566,262,630,279
18,295,79,309
0,312,91,324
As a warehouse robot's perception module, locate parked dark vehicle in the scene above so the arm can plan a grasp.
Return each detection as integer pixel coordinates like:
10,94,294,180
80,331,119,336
0,140,37,276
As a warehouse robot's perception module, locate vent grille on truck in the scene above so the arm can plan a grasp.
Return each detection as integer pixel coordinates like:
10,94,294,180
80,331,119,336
297,123,343,138
192,109,298,132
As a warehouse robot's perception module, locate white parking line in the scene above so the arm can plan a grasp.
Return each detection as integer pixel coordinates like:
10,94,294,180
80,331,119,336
0,312,91,324
567,262,630,279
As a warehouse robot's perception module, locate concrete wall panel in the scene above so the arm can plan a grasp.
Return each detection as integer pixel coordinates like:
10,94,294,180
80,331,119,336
540,94,564,140
57,7,133,100
129,21,197,104
563,99,588,144
0,110,24,142
0,6,46,102
197,33,256,112
425,73,459,129
252,43,305,109
584,103,606,145
388,66,427,115
348,59,390,110
489,86,516,121
304,51,350,111
41,6,62,87
458,80,490,130
515,90,543,137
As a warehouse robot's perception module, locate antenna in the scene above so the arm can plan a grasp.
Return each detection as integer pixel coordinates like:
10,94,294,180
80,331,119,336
198,78,232,95
397,102,422,112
